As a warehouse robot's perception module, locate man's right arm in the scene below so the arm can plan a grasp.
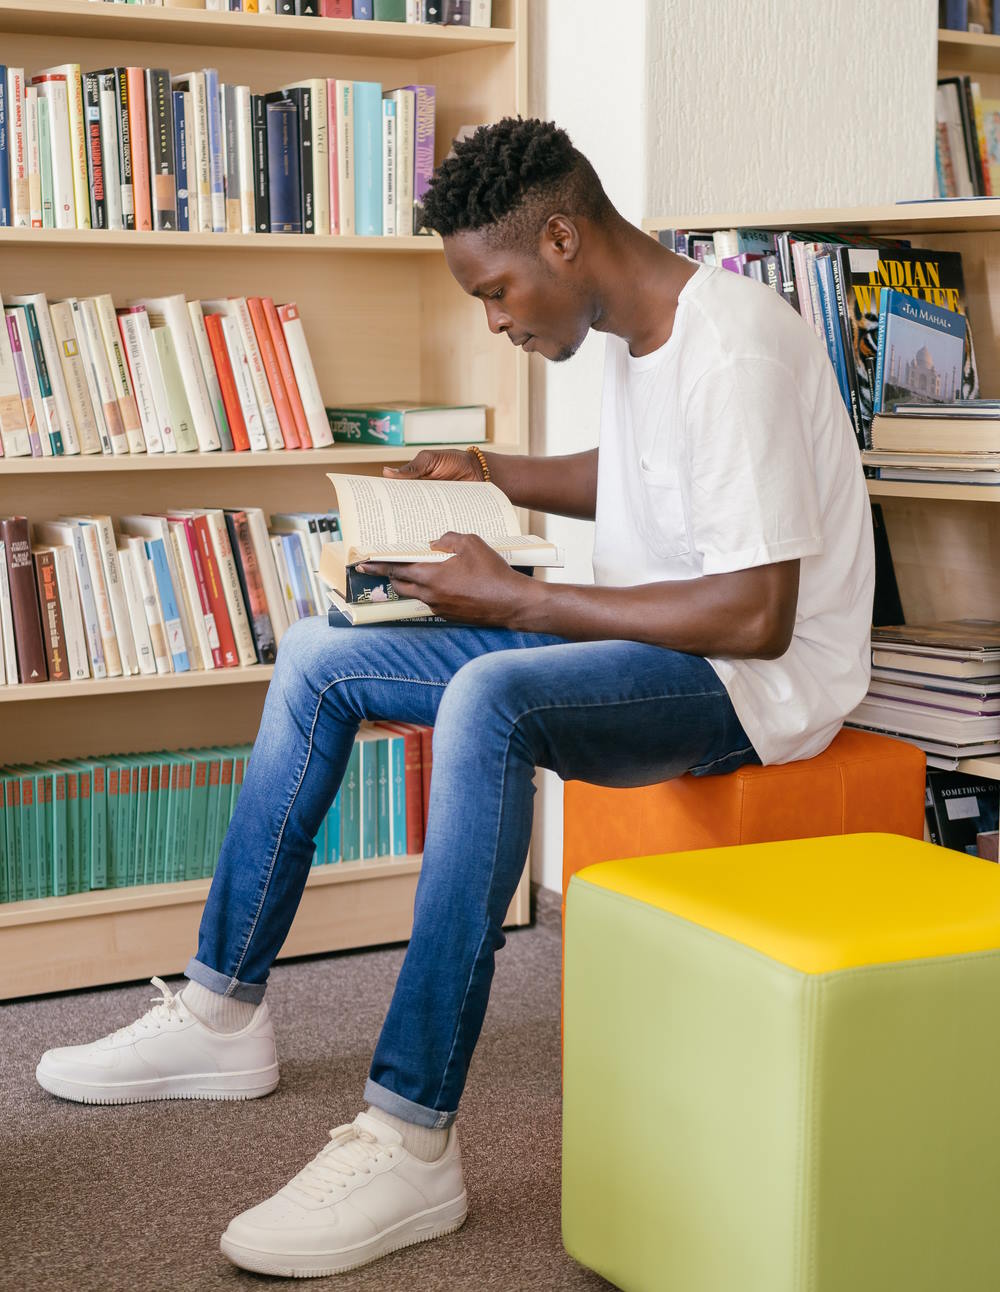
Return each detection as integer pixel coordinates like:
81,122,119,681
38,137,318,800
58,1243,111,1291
385,447,599,520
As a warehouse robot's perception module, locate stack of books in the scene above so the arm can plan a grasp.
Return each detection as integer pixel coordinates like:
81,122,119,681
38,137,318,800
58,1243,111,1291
658,230,979,453
863,400,1000,486
0,722,432,903
847,620,1000,767
100,0,493,22
0,63,437,237
0,289,332,458
0,507,341,687
935,72,1000,199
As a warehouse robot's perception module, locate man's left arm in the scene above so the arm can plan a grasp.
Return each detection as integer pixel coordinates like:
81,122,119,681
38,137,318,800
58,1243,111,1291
365,535,799,660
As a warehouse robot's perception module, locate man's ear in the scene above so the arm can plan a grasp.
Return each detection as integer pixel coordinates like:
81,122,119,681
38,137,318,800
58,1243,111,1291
540,214,580,264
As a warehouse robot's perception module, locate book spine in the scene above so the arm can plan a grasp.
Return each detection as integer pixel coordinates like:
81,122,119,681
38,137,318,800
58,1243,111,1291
278,302,334,446
291,87,314,233
34,548,68,681
245,507,289,643
35,92,53,229
12,294,81,455
382,97,396,237
97,75,123,231
352,81,382,236
6,68,27,227
0,542,15,686
335,80,354,234
78,521,122,677
125,67,152,229
223,83,242,233
83,71,107,230
1,518,47,683
387,734,407,854
205,510,257,666
167,524,209,669
144,296,221,451
117,544,157,675
340,742,361,860
193,514,238,667
128,536,171,674
407,84,434,233
90,764,107,891
6,312,42,457
116,311,164,452
65,298,111,453
375,737,391,855
172,89,190,231
187,301,233,450
391,89,414,239
126,307,178,452
94,294,145,453
327,78,339,235
92,514,139,677
0,70,10,226
62,524,107,678
145,68,177,229
225,510,277,663
251,93,270,232
266,99,302,233
203,312,249,450
50,544,90,680
233,297,284,448
112,68,135,230
359,737,377,859
145,536,190,672
181,516,223,668
220,313,269,450
65,768,80,895
874,289,891,418
419,726,432,834
236,85,256,234
204,68,226,232
261,296,312,446
247,296,299,447
79,299,128,454
19,303,62,455
0,300,31,458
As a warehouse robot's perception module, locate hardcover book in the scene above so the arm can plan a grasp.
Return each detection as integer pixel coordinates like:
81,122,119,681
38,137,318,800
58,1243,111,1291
873,290,966,416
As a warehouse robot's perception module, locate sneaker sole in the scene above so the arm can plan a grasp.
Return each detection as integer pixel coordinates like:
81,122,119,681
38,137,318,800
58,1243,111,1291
219,1190,469,1277
35,1064,280,1105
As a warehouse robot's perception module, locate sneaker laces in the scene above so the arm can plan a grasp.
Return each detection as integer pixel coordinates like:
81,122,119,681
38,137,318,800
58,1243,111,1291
290,1123,390,1202
108,977,185,1043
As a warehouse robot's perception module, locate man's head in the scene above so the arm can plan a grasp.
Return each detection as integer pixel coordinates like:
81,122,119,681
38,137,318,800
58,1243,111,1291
421,117,617,363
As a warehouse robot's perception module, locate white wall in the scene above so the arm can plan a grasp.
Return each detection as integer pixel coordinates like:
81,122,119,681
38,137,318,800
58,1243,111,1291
528,0,937,894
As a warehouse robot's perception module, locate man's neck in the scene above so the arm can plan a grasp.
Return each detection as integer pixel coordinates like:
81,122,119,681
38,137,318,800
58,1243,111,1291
590,219,700,358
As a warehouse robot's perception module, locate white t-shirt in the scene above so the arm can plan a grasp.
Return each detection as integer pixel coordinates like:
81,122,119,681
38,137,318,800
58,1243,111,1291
592,262,874,765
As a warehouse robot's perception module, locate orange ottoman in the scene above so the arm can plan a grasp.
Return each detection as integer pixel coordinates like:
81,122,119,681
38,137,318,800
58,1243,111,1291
562,727,926,929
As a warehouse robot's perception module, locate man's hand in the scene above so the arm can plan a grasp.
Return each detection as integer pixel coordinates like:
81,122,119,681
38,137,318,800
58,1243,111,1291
383,450,482,482
361,533,534,627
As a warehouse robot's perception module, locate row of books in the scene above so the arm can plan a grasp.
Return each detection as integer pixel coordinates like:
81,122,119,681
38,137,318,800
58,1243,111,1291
863,400,1000,486
660,229,978,449
95,0,493,21
0,63,436,237
0,723,432,904
0,507,340,687
0,290,331,459
939,0,1000,34
935,75,1000,198
847,620,1000,767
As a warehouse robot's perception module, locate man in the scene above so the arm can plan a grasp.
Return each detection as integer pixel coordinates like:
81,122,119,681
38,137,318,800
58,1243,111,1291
35,117,873,1278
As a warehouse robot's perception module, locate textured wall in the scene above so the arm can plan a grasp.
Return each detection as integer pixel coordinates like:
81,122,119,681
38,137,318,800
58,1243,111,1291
646,0,937,218
528,0,937,893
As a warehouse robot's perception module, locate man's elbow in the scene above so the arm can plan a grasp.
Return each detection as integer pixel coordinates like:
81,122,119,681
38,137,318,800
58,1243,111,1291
749,605,796,660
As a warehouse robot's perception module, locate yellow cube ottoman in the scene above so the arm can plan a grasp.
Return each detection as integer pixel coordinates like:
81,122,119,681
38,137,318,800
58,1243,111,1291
562,833,1000,1292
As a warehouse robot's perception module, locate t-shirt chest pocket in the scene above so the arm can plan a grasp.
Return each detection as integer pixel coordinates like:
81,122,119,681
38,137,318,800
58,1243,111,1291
636,455,691,559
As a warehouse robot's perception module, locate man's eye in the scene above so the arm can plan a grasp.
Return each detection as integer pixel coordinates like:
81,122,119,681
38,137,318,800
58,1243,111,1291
490,289,504,301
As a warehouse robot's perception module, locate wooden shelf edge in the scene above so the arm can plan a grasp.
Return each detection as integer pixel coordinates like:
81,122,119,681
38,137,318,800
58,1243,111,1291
956,755,1000,780
643,201,1000,236
938,28,1000,51
0,663,275,702
0,228,442,252
0,0,516,58
866,479,1000,502
0,444,467,473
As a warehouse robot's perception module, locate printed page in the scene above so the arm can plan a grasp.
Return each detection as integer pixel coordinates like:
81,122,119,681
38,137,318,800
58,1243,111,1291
328,473,554,563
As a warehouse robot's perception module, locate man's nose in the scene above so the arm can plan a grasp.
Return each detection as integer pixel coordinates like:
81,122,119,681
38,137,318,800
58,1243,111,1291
484,301,510,335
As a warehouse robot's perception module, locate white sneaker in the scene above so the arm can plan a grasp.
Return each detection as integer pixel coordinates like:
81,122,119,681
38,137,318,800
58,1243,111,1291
220,1110,468,1277
35,977,280,1105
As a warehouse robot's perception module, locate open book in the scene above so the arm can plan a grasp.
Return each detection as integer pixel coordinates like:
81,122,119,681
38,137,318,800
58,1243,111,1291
319,472,562,625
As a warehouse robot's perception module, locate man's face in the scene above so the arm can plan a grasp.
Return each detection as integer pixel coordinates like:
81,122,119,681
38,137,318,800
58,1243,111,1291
443,228,591,363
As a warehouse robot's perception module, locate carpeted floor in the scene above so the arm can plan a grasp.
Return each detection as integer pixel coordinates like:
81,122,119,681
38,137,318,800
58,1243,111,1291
1,905,613,1292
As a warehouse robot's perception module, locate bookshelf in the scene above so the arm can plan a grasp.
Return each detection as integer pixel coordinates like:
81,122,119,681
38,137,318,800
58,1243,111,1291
643,193,1000,788
0,0,530,1000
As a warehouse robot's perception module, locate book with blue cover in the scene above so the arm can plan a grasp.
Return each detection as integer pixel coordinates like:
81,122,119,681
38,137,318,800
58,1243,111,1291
266,97,302,233
873,289,967,417
353,81,383,236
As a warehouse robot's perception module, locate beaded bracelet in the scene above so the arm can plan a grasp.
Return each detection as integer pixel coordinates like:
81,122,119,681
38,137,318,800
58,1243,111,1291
466,445,491,481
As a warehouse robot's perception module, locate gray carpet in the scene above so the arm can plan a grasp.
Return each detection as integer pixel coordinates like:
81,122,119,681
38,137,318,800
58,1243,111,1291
1,905,613,1292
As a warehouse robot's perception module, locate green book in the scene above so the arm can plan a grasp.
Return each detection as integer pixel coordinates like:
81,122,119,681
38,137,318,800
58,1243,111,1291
386,732,407,856
13,768,37,901
230,746,250,823
358,734,378,861
90,762,108,890
141,758,159,886
202,753,221,879
374,0,406,18
134,760,150,886
172,757,193,884
71,762,93,893
64,766,80,895
152,755,171,885
212,750,235,875
35,769,52,900
105,762,121,888
116,759,134,888
185,750,210,882
161,756,180,884
375,738,390,859
327,786,341,864
125,762,141,887
3,773,21,902
340,743,361,862
51,769,68,897
0,773,8,903
152,326,200,453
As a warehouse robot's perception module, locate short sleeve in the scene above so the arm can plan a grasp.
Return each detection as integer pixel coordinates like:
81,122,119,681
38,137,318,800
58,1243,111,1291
686,357,824,576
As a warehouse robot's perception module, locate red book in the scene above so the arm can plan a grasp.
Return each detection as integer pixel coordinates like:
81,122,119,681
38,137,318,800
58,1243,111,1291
126,66,152,231
321,0,353,13
261,296,312,448
33,548,68,682
1,516,47,683
169,513,224,669
203,313,250,451
224,508,276,664
375,722,425,855
419,726,433,836
247,297,300,448
192,513,238,667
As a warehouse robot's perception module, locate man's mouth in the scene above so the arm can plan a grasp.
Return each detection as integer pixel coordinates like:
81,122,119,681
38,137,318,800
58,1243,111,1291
510,333,533,348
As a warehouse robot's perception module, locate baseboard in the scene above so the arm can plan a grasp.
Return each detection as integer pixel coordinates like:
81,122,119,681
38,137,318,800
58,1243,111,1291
531,882,562,932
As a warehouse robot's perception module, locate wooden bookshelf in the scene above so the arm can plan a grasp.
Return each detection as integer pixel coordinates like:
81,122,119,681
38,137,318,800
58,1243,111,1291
0,0,530,1000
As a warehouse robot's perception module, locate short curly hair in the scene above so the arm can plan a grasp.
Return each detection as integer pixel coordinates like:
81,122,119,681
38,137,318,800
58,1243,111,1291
420,116,614,247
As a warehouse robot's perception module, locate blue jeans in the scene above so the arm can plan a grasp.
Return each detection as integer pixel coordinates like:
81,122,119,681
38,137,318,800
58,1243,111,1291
186,616,759,1129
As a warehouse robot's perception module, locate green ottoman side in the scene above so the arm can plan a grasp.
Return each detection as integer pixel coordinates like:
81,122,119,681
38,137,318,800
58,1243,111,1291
561,833,1000,1292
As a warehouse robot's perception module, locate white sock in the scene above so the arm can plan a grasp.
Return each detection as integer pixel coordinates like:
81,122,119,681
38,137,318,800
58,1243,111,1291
367,1106,449,1162
182,980,258,1034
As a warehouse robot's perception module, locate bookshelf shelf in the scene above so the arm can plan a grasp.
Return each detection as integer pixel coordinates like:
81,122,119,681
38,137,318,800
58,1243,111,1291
957,755,1000,781
0,228,444,253
0,0,516,59
0,857,425,1000
938,28,1000,76
0,663,273,703
645,201,1000,237
0,0,531,995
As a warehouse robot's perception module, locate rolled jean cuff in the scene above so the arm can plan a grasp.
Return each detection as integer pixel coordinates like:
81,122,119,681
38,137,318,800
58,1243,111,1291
364,1078,456,1130
184,957,267,1005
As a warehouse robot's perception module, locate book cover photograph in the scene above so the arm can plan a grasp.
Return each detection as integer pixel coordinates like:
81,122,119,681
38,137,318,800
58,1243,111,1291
872,289,966,416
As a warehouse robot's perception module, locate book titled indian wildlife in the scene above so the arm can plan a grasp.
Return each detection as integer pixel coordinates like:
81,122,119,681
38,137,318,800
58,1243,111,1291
873,290,966,417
